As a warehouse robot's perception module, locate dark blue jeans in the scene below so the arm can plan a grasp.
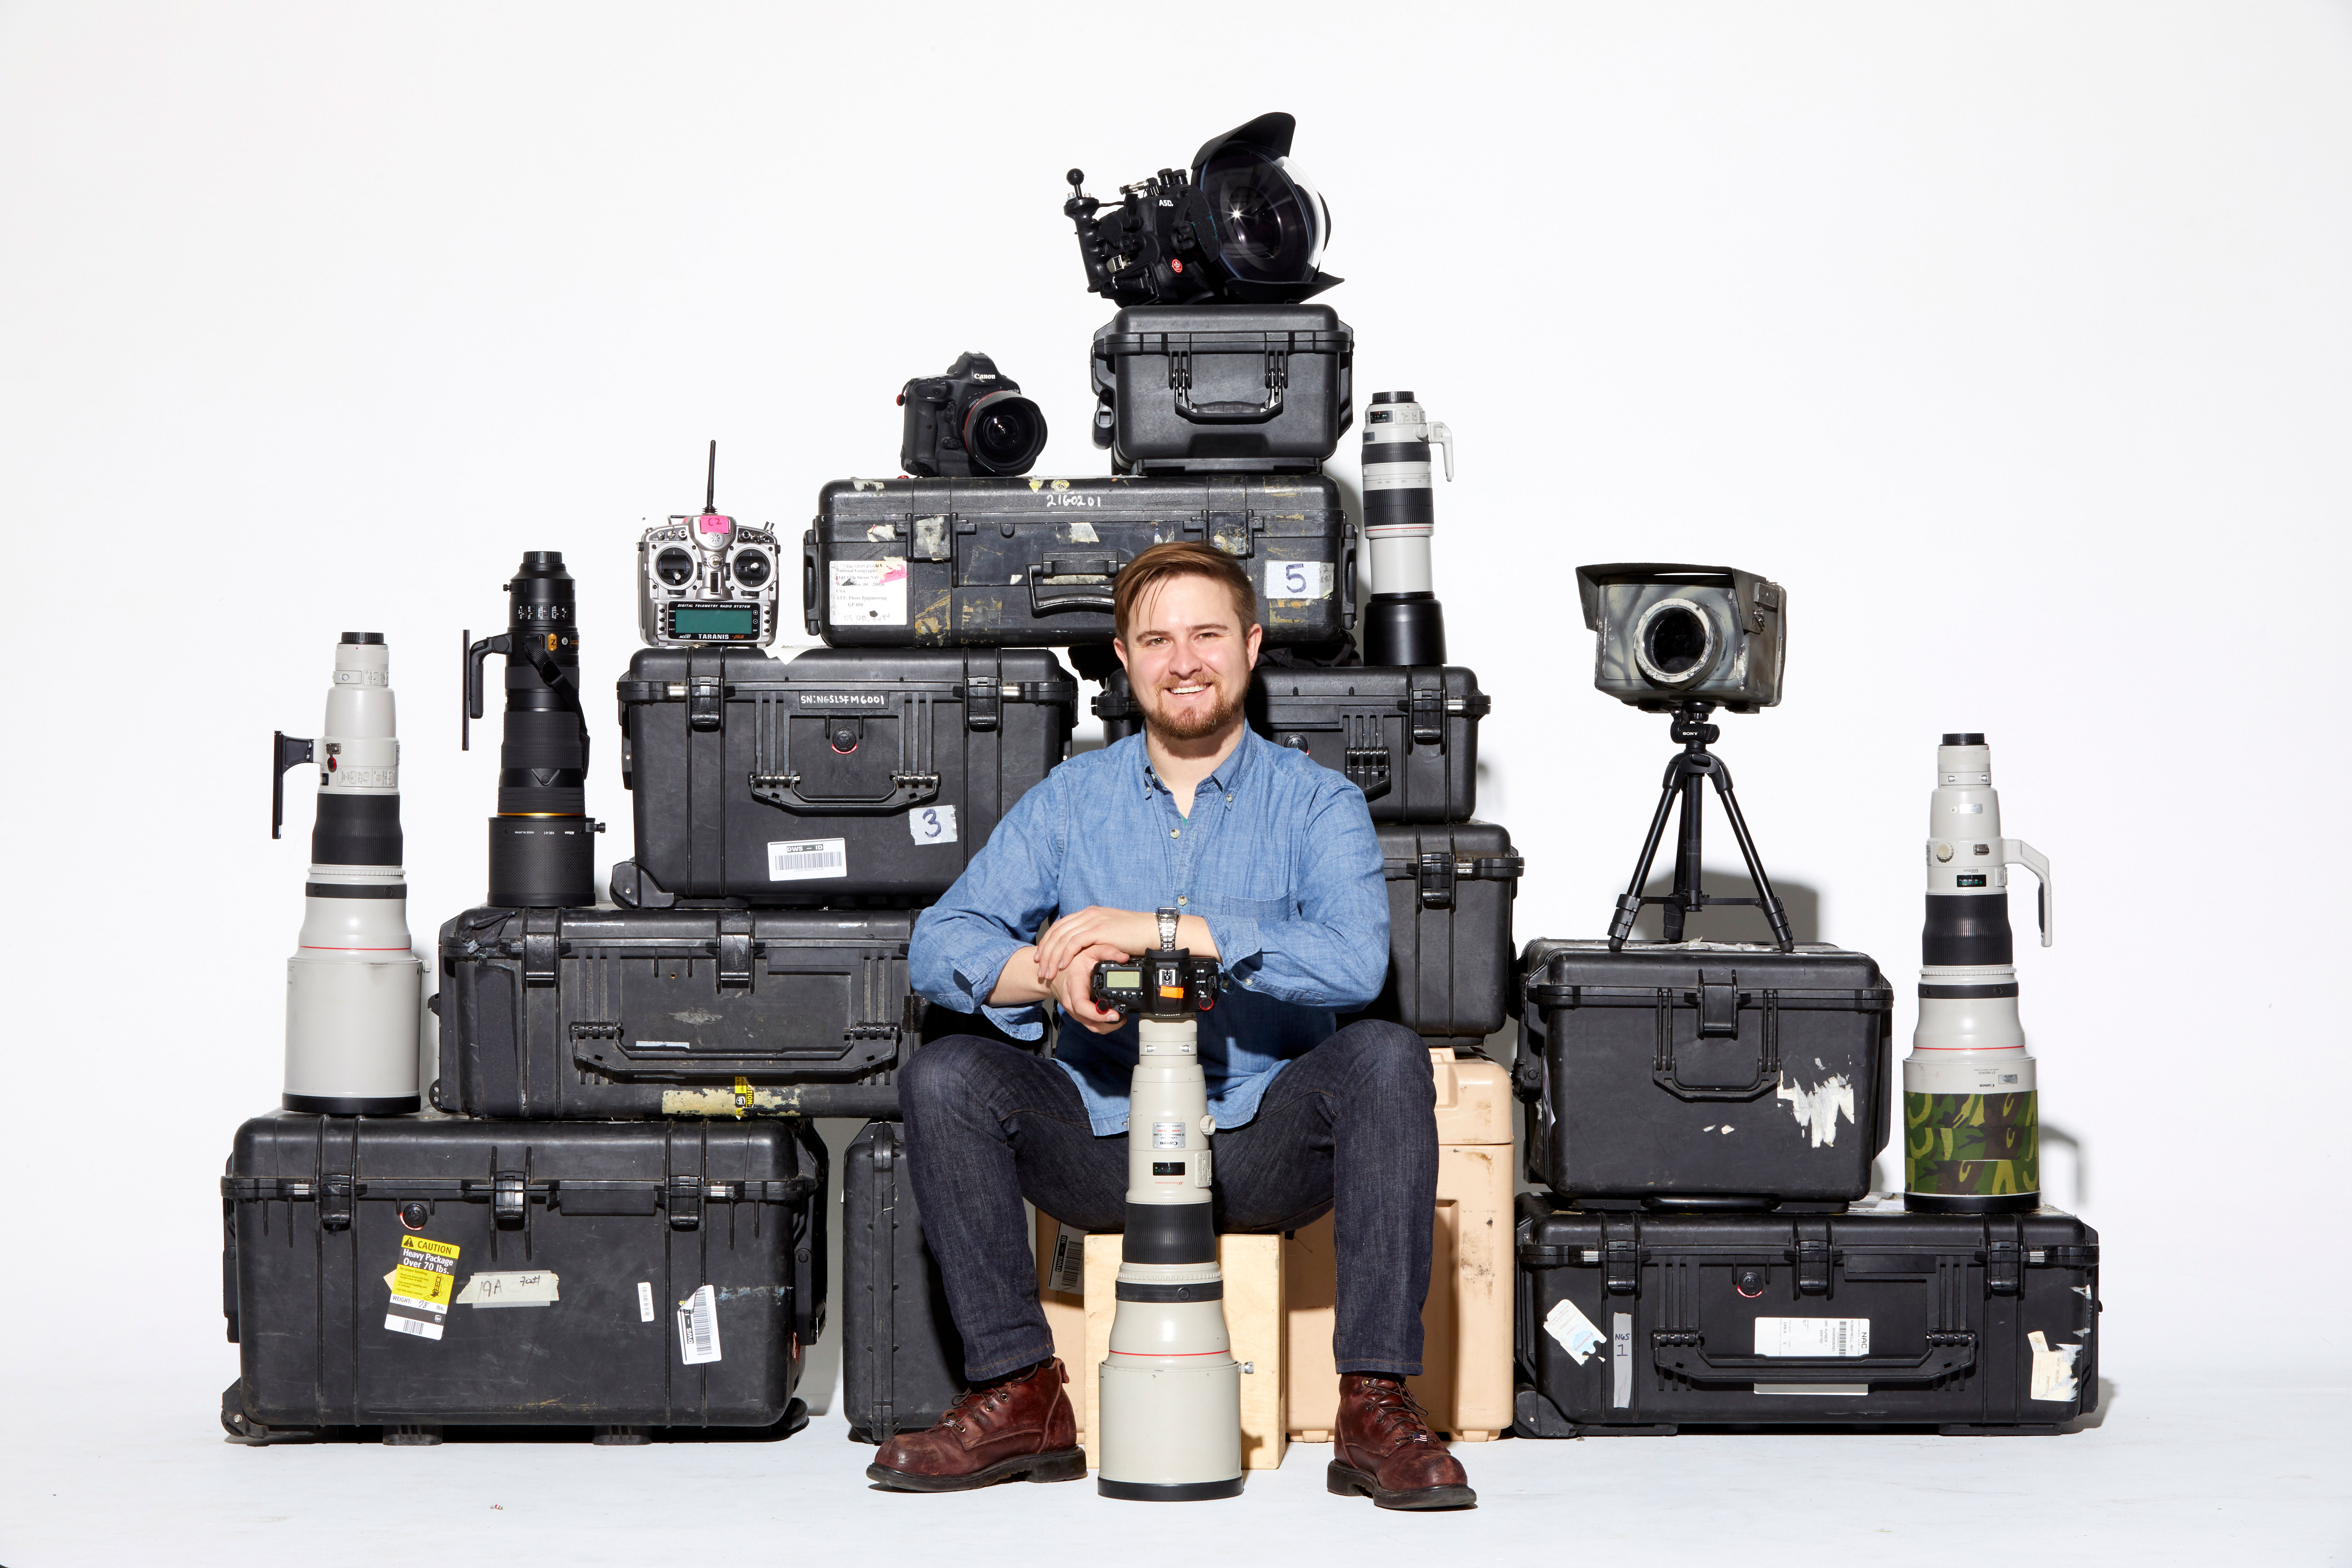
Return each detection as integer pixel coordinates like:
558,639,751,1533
899,1018,1437,1384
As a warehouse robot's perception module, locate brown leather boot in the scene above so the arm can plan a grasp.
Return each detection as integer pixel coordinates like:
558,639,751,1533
1327,1373,1477,1510
866,1358,1087,1492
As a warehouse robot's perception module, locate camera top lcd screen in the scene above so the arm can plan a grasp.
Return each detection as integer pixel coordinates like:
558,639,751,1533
669,605,761,639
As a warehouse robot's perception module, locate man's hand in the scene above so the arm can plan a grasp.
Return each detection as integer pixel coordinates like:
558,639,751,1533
1034,906,1220,981
1048,940,1134,1035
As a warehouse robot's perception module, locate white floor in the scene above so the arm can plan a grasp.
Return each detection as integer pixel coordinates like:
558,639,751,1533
4,1362,2343,1567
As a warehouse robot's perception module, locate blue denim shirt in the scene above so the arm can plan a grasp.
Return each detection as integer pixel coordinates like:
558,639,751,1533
909,726,1389,1135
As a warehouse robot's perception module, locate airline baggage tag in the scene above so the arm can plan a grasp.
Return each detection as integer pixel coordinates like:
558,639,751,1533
385,1237,460,1341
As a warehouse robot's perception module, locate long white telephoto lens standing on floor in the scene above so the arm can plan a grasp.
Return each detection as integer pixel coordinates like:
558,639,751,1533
1090,920,1244,1502
1905,733,2052,1212
271,633,421,1114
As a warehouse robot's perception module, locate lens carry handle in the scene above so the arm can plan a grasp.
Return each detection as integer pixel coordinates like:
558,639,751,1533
1608,700,1795,953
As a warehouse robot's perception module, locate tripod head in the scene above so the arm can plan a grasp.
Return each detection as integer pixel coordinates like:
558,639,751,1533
1667,700,1720,749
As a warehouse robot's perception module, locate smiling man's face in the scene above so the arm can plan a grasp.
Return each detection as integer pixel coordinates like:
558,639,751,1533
1114,571,1262,744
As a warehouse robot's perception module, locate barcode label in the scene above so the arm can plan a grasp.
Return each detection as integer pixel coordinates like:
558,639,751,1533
767,838,848,882
677,1284,723,1365
383,1314,443,1341
1753,1316,1871,1358
637,1282,655,1323
1046,1229,1085,1296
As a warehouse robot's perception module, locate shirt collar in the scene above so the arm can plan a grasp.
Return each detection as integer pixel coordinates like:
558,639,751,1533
1137,722,1257,798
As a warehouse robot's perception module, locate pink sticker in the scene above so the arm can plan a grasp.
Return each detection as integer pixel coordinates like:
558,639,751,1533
697,513,732,534
879,564,907,584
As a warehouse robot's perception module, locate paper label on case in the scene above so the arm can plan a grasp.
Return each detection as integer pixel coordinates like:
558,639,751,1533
1753,1316,1870,1357
1264,561,1334,601
767,838,847,881
457,1270,559,1307
384,1236,458,1340
1542,1298,1606,1365
829,558,908,626
908,805,958,845
677,1284,722,1365
637,1282,656,1323
1045,1230,1085,1296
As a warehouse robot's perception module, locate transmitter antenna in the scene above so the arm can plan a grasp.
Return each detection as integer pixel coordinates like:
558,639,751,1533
704,440,718,513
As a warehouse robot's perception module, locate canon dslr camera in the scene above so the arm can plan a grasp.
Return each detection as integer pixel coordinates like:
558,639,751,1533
899,352,1047,477
638,443,781,646
1576,564,1787,713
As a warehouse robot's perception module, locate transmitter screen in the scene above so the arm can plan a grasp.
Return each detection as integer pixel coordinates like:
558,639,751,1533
672,604,759,638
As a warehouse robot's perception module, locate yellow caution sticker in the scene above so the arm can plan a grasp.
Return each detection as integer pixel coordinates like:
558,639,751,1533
734,1077,754,1116
386,1236,460,1340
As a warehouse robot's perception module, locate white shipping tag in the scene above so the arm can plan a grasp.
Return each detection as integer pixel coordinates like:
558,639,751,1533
676,1284,723,1365
2027,1330,2082,1402
1542,1298,1607,1366
1753,1316,1871,1358
1264,560,1335,601
828,558,909,626
767,838,848,882
907,805,958,845
1046,1230,1085,1296
637,1282,656,1324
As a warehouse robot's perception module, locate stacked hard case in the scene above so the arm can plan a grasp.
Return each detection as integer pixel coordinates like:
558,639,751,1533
1508,944,2100,1434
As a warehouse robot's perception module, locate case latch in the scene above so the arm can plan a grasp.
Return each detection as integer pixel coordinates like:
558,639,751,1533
1416,853,1457,911
491,1170,527,1230
1698,972,1739,1038
666,1174,705,1231
688,675,724,733
1343,714,1391,803
522,910,561,987
717,915,754,989
1793,1224,1833,1295
319,1174,354,1233
964,674,1002,733
1408,681,1444,746
1603,1239,1641,1295
1986,1239,2024,1295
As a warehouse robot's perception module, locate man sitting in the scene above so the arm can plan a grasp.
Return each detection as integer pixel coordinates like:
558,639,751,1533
870,540,1474,1510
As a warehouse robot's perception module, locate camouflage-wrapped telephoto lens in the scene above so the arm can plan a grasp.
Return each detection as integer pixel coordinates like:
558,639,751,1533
1905,734,2054,1213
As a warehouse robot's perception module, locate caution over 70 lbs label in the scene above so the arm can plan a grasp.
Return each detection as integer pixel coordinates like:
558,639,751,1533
385,1236,459,1341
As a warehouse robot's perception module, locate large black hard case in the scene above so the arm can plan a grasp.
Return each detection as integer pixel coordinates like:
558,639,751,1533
434,905,916,1121
1088,304,1353,471
222,1113,825,1439
839,1119,968,1443
804,473,1355,652
1348,821,1523,1038
1518,940,1893,1205
617,646,1075,903
1095,664,1487,824
1513,1196,2099,1435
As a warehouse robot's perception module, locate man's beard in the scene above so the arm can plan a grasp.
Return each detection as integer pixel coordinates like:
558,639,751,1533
1142,679,1246,743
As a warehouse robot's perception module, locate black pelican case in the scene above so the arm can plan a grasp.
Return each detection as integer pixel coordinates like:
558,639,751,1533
839,1119,968,1443
1346,821,1524,1038
1088,303,1353,471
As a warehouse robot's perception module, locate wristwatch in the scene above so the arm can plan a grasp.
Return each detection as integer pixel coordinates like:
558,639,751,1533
1156,906,1180,952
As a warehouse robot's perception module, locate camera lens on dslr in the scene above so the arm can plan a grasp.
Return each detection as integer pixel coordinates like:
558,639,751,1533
963,390,1047,475
1634,599,1717,687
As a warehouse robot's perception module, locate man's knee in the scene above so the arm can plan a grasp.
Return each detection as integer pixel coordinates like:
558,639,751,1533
898,1032,995,1121
1334,1020,1437,1103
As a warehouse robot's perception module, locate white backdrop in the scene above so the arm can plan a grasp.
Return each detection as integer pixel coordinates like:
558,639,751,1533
3,0,2348,1423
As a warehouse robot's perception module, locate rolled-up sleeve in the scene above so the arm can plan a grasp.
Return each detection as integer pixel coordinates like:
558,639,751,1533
1205,776,1388,1011
908,774,1065,1041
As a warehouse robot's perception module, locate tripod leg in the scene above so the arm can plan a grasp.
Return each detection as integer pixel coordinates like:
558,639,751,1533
1663,763,1707,944
1708,766,1795,952
1609,768,1687,951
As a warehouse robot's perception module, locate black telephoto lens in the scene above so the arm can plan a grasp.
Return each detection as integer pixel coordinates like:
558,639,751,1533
482,552,596,908
962,391,1047,475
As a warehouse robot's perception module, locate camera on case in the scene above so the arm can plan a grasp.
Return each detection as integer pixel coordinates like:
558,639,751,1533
1576,564,1787,713
898,352,1048,477
637,443,780,647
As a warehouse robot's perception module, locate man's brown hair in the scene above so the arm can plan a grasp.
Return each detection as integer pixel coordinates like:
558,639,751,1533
1112,541,1258,642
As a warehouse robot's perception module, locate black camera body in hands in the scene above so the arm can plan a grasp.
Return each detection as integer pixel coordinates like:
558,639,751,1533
1064,112,1340,309
1091,951,1224,1021
898,352,1048,477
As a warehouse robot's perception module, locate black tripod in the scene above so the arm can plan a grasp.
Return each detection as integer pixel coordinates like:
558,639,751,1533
1608,701,1794,952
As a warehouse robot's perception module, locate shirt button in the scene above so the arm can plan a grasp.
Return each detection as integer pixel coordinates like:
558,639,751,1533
1170,828,1180,838
1177,896,1187,905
